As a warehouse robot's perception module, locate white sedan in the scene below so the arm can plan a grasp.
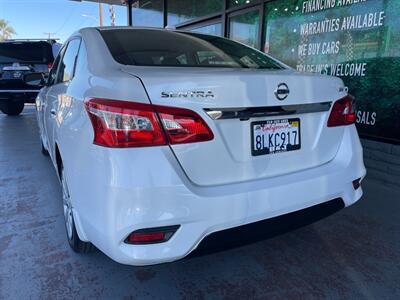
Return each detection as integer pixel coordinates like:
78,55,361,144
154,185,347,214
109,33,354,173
27,27,366,266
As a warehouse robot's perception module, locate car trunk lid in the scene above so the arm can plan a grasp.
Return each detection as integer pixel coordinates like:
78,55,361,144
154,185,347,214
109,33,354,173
124,67,347,186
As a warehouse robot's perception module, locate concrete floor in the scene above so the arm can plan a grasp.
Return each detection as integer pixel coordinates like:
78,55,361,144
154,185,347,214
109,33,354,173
0,106,399,299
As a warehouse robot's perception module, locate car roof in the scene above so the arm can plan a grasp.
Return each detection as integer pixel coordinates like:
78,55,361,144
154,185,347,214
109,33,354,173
95,26,167,31
83,26,216,41
1,39,59,45
85,26,198,36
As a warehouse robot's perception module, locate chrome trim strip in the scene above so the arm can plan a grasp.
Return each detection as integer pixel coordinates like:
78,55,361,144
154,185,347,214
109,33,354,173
0,90,40,93
204,102,332,120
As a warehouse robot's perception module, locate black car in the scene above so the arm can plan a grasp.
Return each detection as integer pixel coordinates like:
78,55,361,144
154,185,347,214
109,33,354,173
0,39,60,116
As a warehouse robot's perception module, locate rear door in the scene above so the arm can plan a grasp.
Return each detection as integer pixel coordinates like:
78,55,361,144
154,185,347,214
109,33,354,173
37,50,63,146
44,38,81,157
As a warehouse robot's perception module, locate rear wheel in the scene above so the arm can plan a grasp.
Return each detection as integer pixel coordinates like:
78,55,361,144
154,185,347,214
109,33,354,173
61,166,95,253
0,102,24,116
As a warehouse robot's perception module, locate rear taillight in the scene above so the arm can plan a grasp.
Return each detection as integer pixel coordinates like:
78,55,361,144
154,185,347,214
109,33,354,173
84,99,214,148
84,99,166,147
327,95,356,127
156,105,214,145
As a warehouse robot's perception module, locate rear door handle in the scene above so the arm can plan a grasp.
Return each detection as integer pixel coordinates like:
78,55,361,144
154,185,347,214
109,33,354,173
50,109,56,116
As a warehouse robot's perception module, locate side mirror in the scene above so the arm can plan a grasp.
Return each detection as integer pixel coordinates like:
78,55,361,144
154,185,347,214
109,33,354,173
23,73,45,87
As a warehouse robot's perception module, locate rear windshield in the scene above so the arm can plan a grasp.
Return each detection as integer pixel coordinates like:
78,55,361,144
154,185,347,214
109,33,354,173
0,41,54,64
100,29,283,69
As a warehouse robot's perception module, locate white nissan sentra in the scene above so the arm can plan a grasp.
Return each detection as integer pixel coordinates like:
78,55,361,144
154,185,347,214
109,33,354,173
26,27,366,266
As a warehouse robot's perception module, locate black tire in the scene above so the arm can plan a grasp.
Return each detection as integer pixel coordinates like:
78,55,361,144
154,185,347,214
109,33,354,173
61,166,95,253
0,102,24,116
69,219,96,254
41,140,49,156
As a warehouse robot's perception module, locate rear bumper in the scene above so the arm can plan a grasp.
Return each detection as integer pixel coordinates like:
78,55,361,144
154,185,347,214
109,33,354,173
189,197,345,257
68,125,366,266
0,79,40,103
0,91,38,103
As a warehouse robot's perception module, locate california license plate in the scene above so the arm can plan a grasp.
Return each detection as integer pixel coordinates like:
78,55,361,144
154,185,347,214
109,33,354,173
251,118,301,156
13,71,22,79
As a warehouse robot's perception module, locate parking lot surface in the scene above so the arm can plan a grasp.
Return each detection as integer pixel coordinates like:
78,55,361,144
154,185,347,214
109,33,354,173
1,106,399,299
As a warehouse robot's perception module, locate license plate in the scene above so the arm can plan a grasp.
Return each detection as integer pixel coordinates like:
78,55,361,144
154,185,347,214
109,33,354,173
13,71,22,79
251,118,301,156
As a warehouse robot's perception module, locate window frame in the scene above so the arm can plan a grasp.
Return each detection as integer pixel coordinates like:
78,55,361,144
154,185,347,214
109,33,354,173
54,37,82,85
170,0,267,51
131,0,164,28
166,0,225,28
127,0,269,51
184,18,223,36
47,46,65,87
74,39,87,75
226,5,263,49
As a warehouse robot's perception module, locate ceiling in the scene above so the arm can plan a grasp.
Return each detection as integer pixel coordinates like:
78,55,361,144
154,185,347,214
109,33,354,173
69,0,127,6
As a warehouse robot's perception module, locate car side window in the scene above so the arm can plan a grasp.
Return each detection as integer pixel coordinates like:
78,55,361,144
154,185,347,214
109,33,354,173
56,38,81,84
74,40,87,74
47,47,64,86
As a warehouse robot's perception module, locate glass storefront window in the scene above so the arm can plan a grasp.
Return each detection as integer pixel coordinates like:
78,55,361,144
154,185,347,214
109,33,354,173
188,22,222,36
229,10,260,49
167,0,223,26
229,0,257,8
264,0,400,143
132,0,163,28
113,5,127,25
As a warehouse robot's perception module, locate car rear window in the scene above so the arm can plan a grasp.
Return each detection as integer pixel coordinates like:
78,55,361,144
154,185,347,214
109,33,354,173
0,41,54,64
100,29,283,69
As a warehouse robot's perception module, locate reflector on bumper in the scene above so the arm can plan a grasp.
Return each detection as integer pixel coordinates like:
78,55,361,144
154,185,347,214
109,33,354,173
125,225,180,245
